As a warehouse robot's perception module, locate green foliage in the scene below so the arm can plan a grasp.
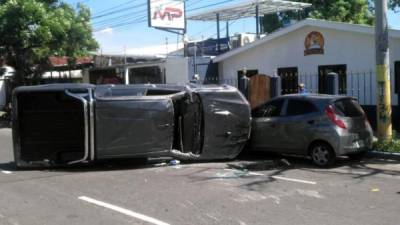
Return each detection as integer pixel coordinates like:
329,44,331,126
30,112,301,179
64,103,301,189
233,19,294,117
374,138,400,153
389,0,400,10
262,14,282,34
0,0,98,85
262,0,374,34
306,0,373,24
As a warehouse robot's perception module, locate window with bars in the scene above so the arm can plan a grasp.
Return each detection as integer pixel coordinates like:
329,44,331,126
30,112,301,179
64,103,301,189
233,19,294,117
318,65,347,94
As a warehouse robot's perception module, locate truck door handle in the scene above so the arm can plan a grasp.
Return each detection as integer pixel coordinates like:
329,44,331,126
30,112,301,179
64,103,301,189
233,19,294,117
158,123,171,129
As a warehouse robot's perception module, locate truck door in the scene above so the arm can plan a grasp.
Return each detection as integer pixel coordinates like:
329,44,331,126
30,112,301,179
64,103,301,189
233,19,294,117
94,86,174,159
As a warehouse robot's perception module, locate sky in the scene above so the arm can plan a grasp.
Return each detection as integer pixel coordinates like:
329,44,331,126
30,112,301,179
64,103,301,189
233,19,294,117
64,0,400,54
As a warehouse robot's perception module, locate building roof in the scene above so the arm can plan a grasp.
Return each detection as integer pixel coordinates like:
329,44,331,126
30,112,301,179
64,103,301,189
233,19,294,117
187,0,311,21
213,19,400,63
49,56,93,67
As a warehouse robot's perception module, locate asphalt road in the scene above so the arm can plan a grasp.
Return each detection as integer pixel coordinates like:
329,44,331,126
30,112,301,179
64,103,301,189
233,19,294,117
0,127,399,225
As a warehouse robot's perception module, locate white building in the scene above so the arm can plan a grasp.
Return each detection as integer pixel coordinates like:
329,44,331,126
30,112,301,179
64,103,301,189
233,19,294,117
214,19,400,106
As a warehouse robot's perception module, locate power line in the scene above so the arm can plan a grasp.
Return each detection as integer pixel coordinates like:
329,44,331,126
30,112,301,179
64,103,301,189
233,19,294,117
94,13,147,30
94,17,147,32
190,8,251,40
93,0,191,30
92,2,148,19
69,0,91,5
94,0,242,34
186,0,235,12
92,8,147,26
92,0,138,16
92,0,202,22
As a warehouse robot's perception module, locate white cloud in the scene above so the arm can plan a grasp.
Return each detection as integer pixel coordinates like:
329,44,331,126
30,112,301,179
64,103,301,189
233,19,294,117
96,27,113,35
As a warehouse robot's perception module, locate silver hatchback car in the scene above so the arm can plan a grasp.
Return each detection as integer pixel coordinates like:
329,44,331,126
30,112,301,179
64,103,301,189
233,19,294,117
250,94,373,167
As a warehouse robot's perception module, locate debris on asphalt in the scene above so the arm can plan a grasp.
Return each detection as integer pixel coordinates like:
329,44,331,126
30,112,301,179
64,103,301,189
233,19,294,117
216,169,264,179
279,159,291,167
227,159,291,171
370,188,380,192
153,162,168,167
169,159,181,166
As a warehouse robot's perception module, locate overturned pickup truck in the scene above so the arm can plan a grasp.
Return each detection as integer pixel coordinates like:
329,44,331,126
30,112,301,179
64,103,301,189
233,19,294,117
12,84,251,168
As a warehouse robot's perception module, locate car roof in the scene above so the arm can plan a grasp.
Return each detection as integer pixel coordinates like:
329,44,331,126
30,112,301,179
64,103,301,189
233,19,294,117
261,94,357,111
276,93,355,100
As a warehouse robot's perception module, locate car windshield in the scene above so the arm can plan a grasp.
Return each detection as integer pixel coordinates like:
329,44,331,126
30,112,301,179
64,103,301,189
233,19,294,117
333,98,364,117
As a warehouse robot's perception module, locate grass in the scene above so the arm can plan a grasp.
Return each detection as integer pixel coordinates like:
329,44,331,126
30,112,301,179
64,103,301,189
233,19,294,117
373,138,400,153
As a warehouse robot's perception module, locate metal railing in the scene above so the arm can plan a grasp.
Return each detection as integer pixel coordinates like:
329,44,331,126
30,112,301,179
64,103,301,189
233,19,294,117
204,70,399,106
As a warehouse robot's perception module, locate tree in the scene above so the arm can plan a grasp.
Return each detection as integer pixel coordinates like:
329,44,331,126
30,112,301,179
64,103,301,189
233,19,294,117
262,0,374,34
389,0,400,10
0,0,98,85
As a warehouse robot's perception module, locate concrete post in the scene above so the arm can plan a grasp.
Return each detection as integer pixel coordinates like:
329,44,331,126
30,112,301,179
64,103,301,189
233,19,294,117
124,67,130,85
271,76,281,98
326,72,339,95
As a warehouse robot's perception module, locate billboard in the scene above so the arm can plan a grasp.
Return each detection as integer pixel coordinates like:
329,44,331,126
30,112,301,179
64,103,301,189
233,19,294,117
148,0,185,30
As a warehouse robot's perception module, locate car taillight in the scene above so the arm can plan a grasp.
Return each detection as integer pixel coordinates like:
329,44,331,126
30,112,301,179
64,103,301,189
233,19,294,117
325,105,346,129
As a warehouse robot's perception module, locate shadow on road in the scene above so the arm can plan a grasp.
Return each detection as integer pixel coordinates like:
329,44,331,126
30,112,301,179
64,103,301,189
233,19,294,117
0,158,155,173
232,150,400,191
2,149,399,187
0,162,16,171
0,119,10,129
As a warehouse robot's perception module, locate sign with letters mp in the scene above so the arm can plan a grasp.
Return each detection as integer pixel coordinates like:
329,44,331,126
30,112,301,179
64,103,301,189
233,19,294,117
148,0,185,30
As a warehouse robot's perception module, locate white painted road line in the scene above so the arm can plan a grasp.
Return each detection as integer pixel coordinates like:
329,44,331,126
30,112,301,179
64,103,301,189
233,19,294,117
271,176,317,185
78,196,171,225
0,170,12,174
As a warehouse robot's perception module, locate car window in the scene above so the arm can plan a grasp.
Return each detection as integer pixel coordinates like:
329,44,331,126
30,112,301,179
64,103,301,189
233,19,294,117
334,99,364,117
253,99,284,118
286,99,318,116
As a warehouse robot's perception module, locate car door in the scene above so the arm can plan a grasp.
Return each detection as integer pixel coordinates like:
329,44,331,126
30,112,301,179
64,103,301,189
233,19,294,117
94,86,174,158
279,99,319,154
251,98,286,151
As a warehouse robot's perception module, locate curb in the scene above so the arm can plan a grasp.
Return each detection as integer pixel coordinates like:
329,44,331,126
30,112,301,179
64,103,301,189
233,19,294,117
366,150,400,160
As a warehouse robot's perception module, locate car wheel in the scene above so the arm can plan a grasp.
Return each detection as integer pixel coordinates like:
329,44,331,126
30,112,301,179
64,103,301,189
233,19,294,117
310,142,335,167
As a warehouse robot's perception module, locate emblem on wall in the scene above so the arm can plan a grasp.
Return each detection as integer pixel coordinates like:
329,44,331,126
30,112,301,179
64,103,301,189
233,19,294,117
304,31,325,56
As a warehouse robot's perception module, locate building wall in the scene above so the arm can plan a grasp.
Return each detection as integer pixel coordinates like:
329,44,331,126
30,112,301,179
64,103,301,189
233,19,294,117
165,57,189,84
42,70,83,79
219,25,400,105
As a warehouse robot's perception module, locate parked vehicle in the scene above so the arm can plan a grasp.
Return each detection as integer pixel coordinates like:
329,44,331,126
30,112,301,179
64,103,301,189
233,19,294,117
250,94,373,167
12,83,251,168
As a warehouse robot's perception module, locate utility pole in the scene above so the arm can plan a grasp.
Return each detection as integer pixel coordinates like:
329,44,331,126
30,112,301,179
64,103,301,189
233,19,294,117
123,45,127,64
193,41,197,75
375,0,392,141
165,37,169,58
